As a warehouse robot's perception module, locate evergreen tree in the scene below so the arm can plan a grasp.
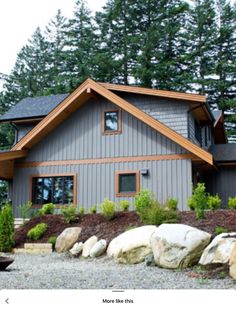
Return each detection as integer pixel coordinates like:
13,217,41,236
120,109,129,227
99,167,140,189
184,0,217,94
64,0,97,88
213,0,236,141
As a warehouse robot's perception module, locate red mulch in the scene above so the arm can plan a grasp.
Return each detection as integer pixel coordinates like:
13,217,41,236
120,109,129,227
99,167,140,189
14,210,236,248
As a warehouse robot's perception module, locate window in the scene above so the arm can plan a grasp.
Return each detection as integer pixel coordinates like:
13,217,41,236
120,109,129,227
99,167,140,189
102,109,122,134
116,171,140,196
194,119,202,145
32,175,75,205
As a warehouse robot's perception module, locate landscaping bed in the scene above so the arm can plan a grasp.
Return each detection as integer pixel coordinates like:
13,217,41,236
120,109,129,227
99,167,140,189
14,209,236,248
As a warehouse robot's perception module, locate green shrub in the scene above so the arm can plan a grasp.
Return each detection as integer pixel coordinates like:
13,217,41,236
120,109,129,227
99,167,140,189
89,205,97,214
27,223,47,240
228,196,236,209
165,198,178,211
61,204,78,223
187,183,208,219
214,226,228,235
145,202,178,225
19,201,32,222
48,236,57,250
119,200,130,212
135,189,155,222
100,198,116,220
79,207,85,216
207,194,221,210
0,204,15,252
39,203,55,215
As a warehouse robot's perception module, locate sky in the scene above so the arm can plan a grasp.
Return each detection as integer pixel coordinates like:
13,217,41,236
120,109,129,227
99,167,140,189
0,0,107,77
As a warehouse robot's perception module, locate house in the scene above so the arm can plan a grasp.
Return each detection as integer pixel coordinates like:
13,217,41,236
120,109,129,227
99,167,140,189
0,78,235,217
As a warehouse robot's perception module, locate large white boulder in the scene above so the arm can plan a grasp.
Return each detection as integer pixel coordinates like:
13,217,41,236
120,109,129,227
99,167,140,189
229,243,236,280
69,242,83,257
199,232,236,266
90,239,107,258
82,236,98,258
107,225,156,264
150,224,211,269
55,227,82,253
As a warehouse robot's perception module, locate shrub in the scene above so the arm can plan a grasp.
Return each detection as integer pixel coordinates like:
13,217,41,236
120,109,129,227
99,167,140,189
119,200,130,212
214,226,228,235
135,189,155,222
207,194,221,210
89,205,97,214
79,207,85,216
145,202,178,225
100,198,116,220
0,204,15,252
228,196,236,209
19,201,32,222
39,203,55,215
48,236,57,250
27,223,47,240
187,183,208,219
61,204,78,223
165,198,178,211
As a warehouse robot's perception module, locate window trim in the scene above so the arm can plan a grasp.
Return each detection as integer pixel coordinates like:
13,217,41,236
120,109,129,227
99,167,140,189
30,173,77,208
115,170,140,197
102,109,122,135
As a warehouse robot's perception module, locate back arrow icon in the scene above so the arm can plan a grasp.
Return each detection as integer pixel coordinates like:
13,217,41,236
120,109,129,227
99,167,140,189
5,298,9,304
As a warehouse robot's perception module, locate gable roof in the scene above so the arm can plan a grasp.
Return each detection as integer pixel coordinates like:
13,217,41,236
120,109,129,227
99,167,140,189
0,94,68,122
10,79,213,165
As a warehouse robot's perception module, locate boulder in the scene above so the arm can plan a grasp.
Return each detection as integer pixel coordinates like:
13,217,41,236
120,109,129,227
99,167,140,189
150,224,211,269
229,243,236,280
90,239,107,258
82,236,98,258
199,232,236,266
69,242,83,257
107,225,156,264
55,227,82,253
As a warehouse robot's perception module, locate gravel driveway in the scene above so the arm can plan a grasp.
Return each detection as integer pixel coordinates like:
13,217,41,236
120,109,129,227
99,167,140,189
0,253,236,289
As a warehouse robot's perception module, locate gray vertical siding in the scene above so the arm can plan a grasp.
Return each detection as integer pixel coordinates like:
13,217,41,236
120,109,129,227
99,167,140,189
204,166,236,208
12,159,192,216
23,97,186,162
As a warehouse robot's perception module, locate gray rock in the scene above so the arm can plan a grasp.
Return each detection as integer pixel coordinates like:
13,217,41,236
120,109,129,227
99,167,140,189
69,242,83,257
145,254,155,266
55,227,82,253
90,239,107,258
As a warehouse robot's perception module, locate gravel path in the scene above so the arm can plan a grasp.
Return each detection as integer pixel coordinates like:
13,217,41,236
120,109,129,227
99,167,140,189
0,253,236,289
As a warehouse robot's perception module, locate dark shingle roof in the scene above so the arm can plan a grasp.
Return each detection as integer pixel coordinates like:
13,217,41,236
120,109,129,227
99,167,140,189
0,94,68,122
209,144,236,162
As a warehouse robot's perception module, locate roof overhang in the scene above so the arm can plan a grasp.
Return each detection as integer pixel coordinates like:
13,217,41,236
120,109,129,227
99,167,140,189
213,113,227,144
10,79,213,165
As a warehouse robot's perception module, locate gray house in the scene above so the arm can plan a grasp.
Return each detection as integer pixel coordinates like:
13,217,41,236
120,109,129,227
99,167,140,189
0,79,235,217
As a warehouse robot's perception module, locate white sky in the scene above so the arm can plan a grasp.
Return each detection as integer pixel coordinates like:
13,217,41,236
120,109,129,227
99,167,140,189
0,0,107,76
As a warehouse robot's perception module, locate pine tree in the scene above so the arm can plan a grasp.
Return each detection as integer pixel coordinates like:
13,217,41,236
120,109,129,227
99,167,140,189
184,0,217,94
212,0,236,141
64,0,96,88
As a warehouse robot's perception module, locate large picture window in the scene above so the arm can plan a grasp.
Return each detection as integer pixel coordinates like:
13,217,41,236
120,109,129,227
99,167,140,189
116,171,140,196
102,109,122,135
32,175,75,205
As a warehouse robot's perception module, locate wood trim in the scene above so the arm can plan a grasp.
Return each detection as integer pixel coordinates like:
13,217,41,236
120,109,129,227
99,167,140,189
115,170,140,197
0,160,14,180
16,153,199,168
0,150,28,161
102,109,122,135
29,173,77,207
10,78,213,165
99,82,206,103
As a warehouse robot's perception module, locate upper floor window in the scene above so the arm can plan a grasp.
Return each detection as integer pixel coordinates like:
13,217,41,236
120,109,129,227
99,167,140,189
194,119,202,145
102,109,122,135
32,175,75,205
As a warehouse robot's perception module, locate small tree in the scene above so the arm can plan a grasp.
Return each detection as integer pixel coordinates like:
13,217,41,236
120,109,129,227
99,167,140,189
0,203,15,252
187,183,208,219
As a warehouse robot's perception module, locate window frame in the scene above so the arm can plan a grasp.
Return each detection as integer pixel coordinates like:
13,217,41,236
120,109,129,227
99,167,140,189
30,173,77,208
115,170,140,197
102,109,122,135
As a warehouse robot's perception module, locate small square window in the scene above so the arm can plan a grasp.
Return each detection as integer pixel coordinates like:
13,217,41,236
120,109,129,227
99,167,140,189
116,171,139,196
103,110,121,134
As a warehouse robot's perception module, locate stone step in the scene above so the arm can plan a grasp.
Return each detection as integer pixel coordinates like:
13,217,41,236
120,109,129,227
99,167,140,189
13,243,52,254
